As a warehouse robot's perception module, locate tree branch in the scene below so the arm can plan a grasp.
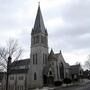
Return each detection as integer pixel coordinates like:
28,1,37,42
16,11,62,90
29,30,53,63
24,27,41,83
0,39,23,71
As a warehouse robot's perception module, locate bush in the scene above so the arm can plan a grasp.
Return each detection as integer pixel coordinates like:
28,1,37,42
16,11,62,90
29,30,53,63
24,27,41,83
54,81,62,86
73,78,79,82
63,78,72,84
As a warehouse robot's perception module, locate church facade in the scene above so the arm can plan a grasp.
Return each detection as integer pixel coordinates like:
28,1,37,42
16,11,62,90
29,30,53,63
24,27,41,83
1,4,81,90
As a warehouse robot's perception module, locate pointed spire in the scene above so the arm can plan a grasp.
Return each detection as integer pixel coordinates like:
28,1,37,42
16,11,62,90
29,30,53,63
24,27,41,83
50,48,54,55
48,48,56,60
38,1,40,6
32,3,47,34
60,50,62,54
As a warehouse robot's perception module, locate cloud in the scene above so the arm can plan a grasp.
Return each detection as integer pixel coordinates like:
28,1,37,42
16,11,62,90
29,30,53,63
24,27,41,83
0,0,90,65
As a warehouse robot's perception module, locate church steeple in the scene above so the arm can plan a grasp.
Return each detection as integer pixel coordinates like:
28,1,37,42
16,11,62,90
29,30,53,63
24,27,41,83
32,3,47,35
31,3,48,47
30,3,48,88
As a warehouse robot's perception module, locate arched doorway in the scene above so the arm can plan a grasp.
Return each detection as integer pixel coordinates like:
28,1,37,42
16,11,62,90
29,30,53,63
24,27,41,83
43,67,54,86
60,63,64,79
48,71,54,86
43,74,48,85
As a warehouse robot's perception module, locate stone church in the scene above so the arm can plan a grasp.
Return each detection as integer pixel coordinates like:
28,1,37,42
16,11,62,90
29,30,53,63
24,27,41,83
1,4,75,90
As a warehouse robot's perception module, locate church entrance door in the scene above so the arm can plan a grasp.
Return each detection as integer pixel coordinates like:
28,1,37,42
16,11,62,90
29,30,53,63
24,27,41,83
43,75,48,86
48,76,54,86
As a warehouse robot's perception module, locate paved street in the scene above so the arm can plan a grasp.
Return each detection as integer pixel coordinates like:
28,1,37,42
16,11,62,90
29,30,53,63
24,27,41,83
55,83,90,90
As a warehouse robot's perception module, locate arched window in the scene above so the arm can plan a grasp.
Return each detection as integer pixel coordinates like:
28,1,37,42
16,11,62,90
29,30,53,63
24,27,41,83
33,54,38,64
33,54,35,64
34,72,37,80
36,53,37,64
49,71,52,75
60,62,64,79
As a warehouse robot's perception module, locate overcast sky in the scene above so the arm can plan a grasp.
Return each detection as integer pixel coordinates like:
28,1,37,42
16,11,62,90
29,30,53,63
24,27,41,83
0,0,90,66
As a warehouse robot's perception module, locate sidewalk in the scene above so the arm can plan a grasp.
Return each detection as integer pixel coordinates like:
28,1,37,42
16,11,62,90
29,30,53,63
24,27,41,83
79,79,90,86
61,79,90,88
32,79,90,90
53,79,90,90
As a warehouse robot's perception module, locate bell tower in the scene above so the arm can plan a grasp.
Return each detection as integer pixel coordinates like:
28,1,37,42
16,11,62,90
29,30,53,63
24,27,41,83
29,4,48,88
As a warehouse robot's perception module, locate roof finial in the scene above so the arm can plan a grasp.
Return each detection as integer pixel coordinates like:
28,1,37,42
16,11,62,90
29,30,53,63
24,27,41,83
50,48,54,55
38,1,40,7
60,50,62,54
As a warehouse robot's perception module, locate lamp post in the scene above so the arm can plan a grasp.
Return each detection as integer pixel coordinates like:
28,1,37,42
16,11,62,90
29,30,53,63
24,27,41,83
6,56,11,90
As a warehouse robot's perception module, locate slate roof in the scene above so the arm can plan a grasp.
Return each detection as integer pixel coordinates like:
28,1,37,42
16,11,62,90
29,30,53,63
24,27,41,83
32,5,47,35
48,49,57,60
9,69,28,74
10,58,30,67
48,52,62,61
9,58,30,74
48,49,64,61
65,63,70,69
54,53,59,58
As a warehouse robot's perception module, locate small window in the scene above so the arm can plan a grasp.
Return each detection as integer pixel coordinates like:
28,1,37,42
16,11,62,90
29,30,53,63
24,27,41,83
45,54,47,64
43,53,44,64
33,37,35,44
49,71,52,75
43,54,47,64
36,36,39,43
10,76,14,80
34,72,37,80
19,76,24,80
41,36,44,43
36,53,37,64
33,54,35,64
33,54,38,64
33,36,39,44
17,86,19,90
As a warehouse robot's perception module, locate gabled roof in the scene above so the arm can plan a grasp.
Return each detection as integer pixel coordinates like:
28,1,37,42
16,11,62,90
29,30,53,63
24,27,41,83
48,49,56,60
70,64,81,68
48,50,63,60
32,4,47,35
54,53,60,58
10,58,30,67
9,59,30,74
65,63,70,68
50,49,54,56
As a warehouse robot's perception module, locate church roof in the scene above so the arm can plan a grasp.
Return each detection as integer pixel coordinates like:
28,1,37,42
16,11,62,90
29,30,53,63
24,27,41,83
48,49,56,60
32,4,47,35
9,69,28,74
48,49,63,60
10,58,30,67
9,58,30,74
50,49,54,55
54,53,60,58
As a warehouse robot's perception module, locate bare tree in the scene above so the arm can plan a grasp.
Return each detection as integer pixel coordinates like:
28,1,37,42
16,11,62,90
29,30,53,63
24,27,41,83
75,61,80,65
0,39,23,90
85,55,90,70
0,39,23,71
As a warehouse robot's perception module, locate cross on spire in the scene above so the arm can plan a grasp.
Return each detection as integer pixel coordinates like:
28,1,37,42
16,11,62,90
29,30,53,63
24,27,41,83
38,1,40,6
